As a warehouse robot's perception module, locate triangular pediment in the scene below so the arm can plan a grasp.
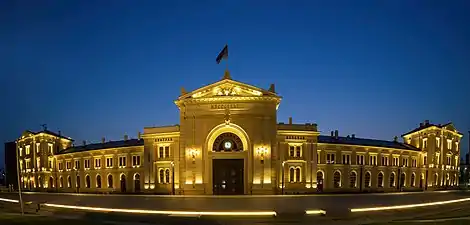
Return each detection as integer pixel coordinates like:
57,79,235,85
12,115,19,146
178,78,280,100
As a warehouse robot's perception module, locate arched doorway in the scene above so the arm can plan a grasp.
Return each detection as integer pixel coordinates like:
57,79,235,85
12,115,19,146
49,177,53,189
120,174,126,192
85,175,91,188
134,173,141,192
400,173,406,188
317,171,324,192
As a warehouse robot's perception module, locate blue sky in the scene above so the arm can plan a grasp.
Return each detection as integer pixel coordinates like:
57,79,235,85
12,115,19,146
1,0,469,167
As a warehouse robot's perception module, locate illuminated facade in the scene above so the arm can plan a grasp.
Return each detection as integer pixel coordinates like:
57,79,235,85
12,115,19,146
15,72,463,194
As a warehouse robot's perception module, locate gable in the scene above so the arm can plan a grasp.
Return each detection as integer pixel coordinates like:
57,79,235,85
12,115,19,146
178,79,279,100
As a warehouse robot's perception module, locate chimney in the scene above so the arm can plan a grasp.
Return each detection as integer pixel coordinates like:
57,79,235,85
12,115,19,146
288,117,292,124
124,134,129,141
82,140,86,146
334,130,339,139
394,136,398,142
138,132,141,139
269,84,276,93
331,131,334,137
424,120,430,125
420,122,424,127
352,134,355,139
101,137,105,144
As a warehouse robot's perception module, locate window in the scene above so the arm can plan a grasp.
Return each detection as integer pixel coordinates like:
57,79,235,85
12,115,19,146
434,174,439,186
76,176,80,188
26,160,31,169
36,143,40,153
447,139,452,150
289,146,294,157
333,171,341,188
402,158,408,167
342,154,350,164
48,158,53,169
436,137,440,148
447,156,451,165
423,138,427,149
108,174,113,188
58,162,63,170
159,146,164,158
317,151,321,164
326,153,335,164
36,158,41,169
424,156,427,165
75,160,80,169
357,155,364,165
96,175,102,188
295,168,301,182
349,172,357,188
132,155,141,166
19,160,23,170
381,156,389,166
289,167,301,182
435,153,440,164
456,142,459,151
19,147,23,156
159,169,165,183
378,172,384,188
67,176,71,188
84,159,90,169
119,156,126,167
59,177,63,188
165,169,170,183
455,156,459,167
25,145,30,155
85,175,90,188
48,144,53,154
370,155,377,166
411,173,415,187
66,161,72,170
106,157,113,168
165,146,170,158
411,158,417,167
295,146,301,157
390,173,395,187
393,157,399,166
95,158,101,168
365,172,371,188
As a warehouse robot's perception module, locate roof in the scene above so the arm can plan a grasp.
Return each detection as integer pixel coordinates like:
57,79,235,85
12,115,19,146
318,135,420,151
401,122,460,137
23,130,74,141
57,138,144,155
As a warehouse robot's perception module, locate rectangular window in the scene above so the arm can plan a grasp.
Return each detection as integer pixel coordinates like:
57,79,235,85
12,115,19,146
119,156,126,167
447,139,452,150
19,147,23,156
447,156,451,165
95,158,101,168
436,138,440,148
75,160,80,169
357,155,364,165
58,162,63,170
369,155,377,165
26,160,30,169
381,156,389,166
36,158,41,168
84,159,90,169
436,153,440,164
326,153,335,164
393,157,399,166
106,157,113,168
342,154,350,164
402,158,408,167
66,161,71,170
295,146,301,157
25,145,30,155
289,146,295,157
412,158,417,167
164,146,170,157
132,155,141,166
423,138,427,149
48,144,53,154
36,143,40,153
48,158,53,169
19,160,23,170
159,146,164,158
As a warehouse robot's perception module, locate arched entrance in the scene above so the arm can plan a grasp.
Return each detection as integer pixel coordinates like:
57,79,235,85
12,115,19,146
317,171,324,192
120,174,126,192
206,123,250,195
134,173,141,192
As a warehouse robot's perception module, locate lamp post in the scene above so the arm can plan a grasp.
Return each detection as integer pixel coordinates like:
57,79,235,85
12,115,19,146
281,161,285,195
171,162,175,195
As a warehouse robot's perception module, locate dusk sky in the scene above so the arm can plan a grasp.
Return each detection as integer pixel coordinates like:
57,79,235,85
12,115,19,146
1,1,469,167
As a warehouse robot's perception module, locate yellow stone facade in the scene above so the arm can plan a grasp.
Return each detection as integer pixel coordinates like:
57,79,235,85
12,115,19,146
15,73,463,194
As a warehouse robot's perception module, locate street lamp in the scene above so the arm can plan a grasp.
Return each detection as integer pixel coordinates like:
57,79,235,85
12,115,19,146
170,161,175,195
281,161,285,195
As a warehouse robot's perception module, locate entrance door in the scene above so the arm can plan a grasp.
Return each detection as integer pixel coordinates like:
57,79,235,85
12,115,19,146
213,159,244,195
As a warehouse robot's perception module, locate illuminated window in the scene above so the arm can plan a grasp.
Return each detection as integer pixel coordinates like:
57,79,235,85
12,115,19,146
108,174,113,188
423,156,427,165
289,167,301,183
165,169,170,183
67,176,71,188
96,175,102,188
393,157,399,166
158,146,164,158
349,171,357,188
447,156,451,165
66,161,72,170
59,177,63,188
357,155,364,165
342,154,350,164
95,158,101,168
106,157,113,168
76,175,80,188
289,146,295,157
435,153,440,164
333,171,341,188
25,145,30,155
48,158,53,169
58,162,63,170
48,144,53,154
390,173,395,187
411,173,416,187
316,151,321,164
75,160,80,169
19,160,23,170
159,169,165,183
84,159,90,169
423,138,427,149
85,175,90,188
411,158,417,167
326,153,335,164
381,155,389,166
295,167,301,182
119,156,126,167
19,147,23,156
447,139,452,150
365,172,371,188
295,146,301,157
434,174,438,186
132,155,141,166
455,156,459,167
436,137,440,148
36,158,41,168
25,159,31,169
36,143,40,153
456,142,459,151
402,158,408,167
378,172,384,187
369,155,377,166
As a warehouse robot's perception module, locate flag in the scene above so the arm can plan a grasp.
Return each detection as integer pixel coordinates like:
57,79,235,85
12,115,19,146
216,45,228,64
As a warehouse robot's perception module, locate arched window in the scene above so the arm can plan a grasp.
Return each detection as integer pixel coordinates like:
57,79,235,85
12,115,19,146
390,173,395,187
59,176,63,188
295,167,301,182
349,171,357,188
317,171,324,185
365,172,371,188
85,175,90,188
49,177,54,188
134,173,141,192
165,169,170,183
96,175,102,188
411,173,415,187
333,171,341,188
212,132,244,152
108,174,113,188
378,172,384,188
289,167,295,182
67,176,71,188
159,169,165,183
400,173,406,187
76,175,80,188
